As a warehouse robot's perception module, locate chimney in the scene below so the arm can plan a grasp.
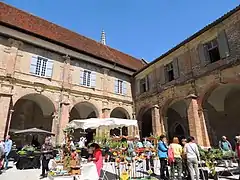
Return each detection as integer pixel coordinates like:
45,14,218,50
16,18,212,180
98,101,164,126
100,30,106,45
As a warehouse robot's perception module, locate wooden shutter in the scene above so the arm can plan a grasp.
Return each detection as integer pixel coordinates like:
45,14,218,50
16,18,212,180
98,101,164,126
46,59,54,78
90,71,96,88
123,81,127,95
145,76,149,91
30,56,38,74
198,43,210,66
217,30,230,59
135,79,140,95
80,69,84,85
114,79,118,93
173,57,180,79
159,65,166,85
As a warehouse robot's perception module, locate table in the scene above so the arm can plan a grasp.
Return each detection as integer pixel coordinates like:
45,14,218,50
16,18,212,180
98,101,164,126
48,162,98,180
79,162,99,180
16,155,41,169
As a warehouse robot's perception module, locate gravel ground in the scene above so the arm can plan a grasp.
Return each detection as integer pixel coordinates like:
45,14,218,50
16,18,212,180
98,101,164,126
0,161,239,180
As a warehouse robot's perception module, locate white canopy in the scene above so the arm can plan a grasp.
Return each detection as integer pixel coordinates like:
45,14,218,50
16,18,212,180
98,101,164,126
68,118,138,130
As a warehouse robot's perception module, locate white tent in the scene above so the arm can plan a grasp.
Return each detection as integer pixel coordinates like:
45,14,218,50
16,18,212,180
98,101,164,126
68,118,138,130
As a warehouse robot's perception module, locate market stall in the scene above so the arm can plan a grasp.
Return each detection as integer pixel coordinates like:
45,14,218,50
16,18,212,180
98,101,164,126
14,128,55,170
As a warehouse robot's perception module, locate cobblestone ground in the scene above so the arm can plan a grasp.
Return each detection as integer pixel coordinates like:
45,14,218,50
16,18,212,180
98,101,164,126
0,161,239,180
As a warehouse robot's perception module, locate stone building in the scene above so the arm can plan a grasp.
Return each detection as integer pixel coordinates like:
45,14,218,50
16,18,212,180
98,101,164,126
0,2,145,145
133,5,240,146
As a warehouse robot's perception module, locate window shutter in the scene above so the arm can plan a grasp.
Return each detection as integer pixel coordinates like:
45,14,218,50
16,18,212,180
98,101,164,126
45,60,54,78
114,79,118,93
123,81,127,95
145,76,149,91
159,65,166,85
217,30,230,59
198,43,210,66
173,57,180,79
30,56,38,74
90,71,96,88
136,79,140,95
80,70,84,85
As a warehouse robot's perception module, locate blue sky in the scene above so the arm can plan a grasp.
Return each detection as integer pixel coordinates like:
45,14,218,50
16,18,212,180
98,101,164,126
3,0,240,62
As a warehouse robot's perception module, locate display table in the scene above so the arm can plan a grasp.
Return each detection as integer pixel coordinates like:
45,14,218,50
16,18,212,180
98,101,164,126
16,155,41,169
80,162,99,180
48,162,98,180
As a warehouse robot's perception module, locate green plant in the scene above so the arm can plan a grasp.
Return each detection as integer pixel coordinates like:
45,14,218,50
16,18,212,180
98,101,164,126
199,147,223,176
63,154,71,172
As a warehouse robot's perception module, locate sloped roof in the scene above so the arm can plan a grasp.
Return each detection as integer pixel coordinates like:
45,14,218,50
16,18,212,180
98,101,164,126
0,2,145,71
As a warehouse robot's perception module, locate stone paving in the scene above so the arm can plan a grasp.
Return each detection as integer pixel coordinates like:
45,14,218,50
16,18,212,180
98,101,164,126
0,161,239,180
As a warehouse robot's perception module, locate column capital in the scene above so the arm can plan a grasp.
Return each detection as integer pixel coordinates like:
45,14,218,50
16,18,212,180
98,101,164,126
152,104,159,109
185,94,198,99
8,38,23,48
102,68,110,75
62,55,71,63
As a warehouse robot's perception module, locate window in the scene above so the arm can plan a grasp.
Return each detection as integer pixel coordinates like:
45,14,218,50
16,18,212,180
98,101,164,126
165,62,174,82
80,70,96,88
205,38,220,63
30,56,54,78
35,57,47,76
114,79,127,95
83,70,91,87
140,77,148,93
116,79,123,94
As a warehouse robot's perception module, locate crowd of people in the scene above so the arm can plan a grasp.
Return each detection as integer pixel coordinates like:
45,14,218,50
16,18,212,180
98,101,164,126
0,133,240,180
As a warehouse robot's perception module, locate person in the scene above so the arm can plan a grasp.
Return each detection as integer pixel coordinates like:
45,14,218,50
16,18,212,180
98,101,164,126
184,136,200,180
4,135,12,170
219,136,233,167
158,135,169,180
40,137,53,179
235,136,240,179
0,140,5,174
181,138,188,178
88,143,103,176
144,138,155,175
169,137,183,180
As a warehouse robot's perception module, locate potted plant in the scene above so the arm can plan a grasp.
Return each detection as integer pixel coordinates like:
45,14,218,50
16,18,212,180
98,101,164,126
200,147,223,180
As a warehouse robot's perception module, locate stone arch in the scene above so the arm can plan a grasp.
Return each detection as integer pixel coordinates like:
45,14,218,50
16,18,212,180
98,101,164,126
69,101,99,120
164,98,189,140
201,82,240,146
110,107,130,136
137,105,153,138
69,101,99,143
110,107,130,119
10,93,56,147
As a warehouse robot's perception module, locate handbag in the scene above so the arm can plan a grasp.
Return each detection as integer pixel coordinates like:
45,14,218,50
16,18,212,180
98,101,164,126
168,145,175,165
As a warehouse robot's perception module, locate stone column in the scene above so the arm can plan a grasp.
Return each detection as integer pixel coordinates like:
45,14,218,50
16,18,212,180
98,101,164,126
102,68,110,96
5,39,22,76
99,108,110,137
198,108,211,147
62,55,71,89
57,97,70,145
0,94,12,139
187,94,204,146
151,105,162,136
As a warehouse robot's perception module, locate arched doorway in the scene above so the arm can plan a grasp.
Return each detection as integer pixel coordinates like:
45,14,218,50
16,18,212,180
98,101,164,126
166,100,189,141
69,102,98,143
137,107,153,138
110,107,130,136
202,84,240,146
10,93,55,147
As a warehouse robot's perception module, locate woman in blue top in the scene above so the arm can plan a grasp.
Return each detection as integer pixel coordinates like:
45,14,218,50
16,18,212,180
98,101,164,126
158,135,169,180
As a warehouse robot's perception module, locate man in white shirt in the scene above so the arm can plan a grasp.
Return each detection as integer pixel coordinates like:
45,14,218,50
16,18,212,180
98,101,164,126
184,136,200,180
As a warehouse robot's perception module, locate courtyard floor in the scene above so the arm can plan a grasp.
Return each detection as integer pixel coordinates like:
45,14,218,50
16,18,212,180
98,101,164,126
0,161,239,180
